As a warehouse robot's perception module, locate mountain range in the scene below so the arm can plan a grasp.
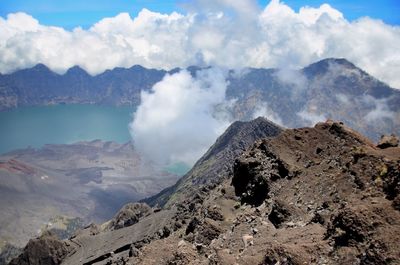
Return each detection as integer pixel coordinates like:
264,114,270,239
1,58,399,141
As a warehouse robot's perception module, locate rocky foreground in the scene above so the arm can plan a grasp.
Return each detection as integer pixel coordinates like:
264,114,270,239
10,119,400,265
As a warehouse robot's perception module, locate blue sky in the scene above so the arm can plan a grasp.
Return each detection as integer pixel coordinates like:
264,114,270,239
0,0,399,29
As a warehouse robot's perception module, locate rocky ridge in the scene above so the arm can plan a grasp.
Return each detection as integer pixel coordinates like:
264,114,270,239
9,119,400,264
127,120,400,265
144,117,283,207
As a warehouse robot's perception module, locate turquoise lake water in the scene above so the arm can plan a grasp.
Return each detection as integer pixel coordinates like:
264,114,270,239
0,104,191,175
0,104,134,154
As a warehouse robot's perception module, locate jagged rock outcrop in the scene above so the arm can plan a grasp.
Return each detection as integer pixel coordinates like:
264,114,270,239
232,141,289,206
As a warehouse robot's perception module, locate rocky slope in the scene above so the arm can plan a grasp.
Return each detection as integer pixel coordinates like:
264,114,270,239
9,117,282,265
1,58,399,140
144,117,283,207
9,119,400,264
127,121,400,265
0,140,179,263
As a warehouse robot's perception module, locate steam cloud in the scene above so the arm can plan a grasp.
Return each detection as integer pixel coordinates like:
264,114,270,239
129,68,230,166
297,109,327,126
0,0,400,88
362,95,396,122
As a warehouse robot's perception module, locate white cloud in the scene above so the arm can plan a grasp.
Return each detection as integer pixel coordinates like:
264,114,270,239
361,95,396,122
274,68,308,99
0,1,400,88
129,67,230,166
297,108,327,126
252,104,283,126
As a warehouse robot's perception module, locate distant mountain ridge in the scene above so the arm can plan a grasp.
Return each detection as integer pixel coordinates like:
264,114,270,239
0,63,167,109
0,58,399,140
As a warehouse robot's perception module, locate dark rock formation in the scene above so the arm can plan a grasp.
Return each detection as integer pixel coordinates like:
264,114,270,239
185,217,221,246
268,201,294,228
325,207,371,247
232,140,289,206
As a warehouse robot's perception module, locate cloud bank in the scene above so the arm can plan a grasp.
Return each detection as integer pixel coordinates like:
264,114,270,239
129,68,230,166
0,0,400,88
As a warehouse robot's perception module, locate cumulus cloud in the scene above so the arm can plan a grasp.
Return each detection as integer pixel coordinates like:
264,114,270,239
129,67,230,166
0,1,400,88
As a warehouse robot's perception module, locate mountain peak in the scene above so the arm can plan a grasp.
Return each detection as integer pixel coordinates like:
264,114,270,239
319,57,354,66
303,57,357,77
12,63,57,77
65,66,89,76
31,63,52,72
129,65,146,71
